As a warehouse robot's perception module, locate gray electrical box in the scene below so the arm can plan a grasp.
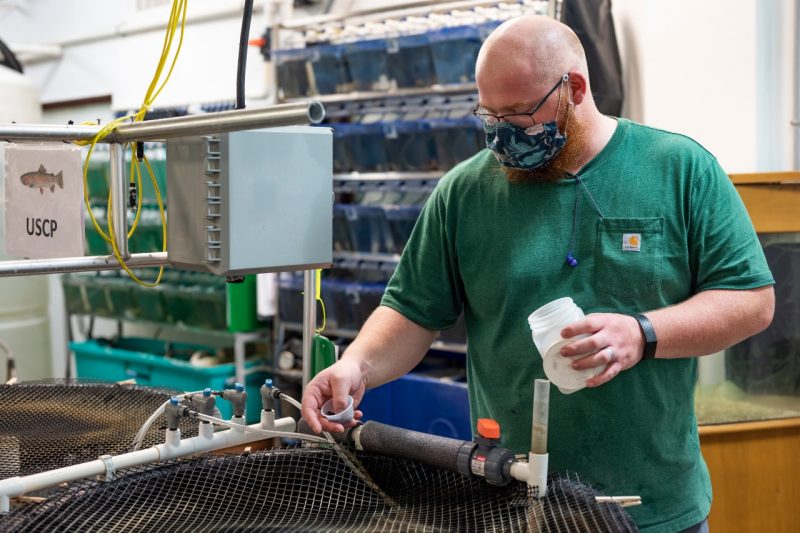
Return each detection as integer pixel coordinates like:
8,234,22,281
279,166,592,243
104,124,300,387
166,126,332,276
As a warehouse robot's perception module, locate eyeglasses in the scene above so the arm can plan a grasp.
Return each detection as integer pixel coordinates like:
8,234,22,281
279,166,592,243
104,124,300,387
473,73,569,128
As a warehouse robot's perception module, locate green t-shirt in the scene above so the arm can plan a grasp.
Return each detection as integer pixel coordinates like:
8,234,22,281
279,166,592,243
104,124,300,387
381,118,774,532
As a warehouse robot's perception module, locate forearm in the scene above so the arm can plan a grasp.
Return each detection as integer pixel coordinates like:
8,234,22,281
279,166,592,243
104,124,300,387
342,305,438,388
645,286,775,358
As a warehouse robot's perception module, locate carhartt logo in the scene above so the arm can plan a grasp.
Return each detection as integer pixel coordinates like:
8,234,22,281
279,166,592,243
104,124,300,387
622,233,641,252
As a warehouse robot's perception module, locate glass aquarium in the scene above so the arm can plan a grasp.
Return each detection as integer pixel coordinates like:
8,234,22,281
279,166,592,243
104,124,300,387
695,232,800,425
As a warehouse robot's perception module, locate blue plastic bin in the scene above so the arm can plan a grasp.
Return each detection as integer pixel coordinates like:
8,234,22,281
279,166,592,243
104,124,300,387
71,338,271,422
308,44,350,95
383,205,422,253
353,122,390,172
273,47,312,99
359,371,471,440
332,204,353,251
387,33,436,88
430,116,484,169
324,279,357,330
338,204,392,254
348,281,386,329
331,122,390,173
428,25,483,85
344,39,389,91
331,123,356,173
383,121,437,172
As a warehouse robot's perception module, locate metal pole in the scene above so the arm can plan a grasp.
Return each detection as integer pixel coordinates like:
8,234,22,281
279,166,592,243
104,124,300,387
0,101,325,143
0,252,168,277
111,102,325,142
0,124,101,142
109,143,129,259
302,269,317,390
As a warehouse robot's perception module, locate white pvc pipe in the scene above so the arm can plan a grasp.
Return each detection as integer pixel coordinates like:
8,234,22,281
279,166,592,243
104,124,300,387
531,379,550,455
0,416,296,513
509,452,549,498
509,460,530,482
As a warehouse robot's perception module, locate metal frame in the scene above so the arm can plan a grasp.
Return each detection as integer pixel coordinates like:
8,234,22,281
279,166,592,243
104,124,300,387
1,100,325,391
0,101,323,279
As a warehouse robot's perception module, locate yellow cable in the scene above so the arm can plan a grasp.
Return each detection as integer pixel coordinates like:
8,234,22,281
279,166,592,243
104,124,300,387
141,0,182,109
80,117,136,244
315,269,327,333
148,1,187,106
106,154,167,288
77,0,186,287
142,156,167,252
317,299,327,334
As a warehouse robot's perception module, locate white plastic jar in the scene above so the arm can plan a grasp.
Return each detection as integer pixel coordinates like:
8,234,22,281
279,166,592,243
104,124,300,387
527,297,602,394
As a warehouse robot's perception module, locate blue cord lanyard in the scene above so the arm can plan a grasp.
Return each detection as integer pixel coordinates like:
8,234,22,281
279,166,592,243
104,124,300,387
566,174,605,267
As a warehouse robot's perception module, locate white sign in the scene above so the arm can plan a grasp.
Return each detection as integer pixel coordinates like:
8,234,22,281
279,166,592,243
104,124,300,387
4,143,85,259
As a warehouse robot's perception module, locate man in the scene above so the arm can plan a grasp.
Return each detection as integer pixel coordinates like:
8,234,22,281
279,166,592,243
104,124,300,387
301,15,774,533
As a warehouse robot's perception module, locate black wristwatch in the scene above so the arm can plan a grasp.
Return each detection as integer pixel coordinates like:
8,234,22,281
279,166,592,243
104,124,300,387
631,314,658,360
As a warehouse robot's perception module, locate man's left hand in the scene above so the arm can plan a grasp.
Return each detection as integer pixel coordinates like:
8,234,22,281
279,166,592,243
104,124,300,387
559,313,645,387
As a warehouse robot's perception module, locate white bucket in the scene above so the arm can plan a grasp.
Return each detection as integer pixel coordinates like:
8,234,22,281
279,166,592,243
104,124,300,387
0,72,52,381
527,297,602,394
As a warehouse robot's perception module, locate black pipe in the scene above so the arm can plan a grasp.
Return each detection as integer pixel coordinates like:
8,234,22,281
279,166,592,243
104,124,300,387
298,419,516,485
359,421,468,472
297,419,464,470
236,0,255,110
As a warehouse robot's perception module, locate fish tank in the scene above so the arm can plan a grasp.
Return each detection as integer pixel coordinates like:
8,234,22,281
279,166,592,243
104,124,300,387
694,232,800,425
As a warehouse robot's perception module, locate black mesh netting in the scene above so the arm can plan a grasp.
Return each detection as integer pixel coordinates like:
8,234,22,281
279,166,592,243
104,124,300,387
0,380,198,478
0,446,638,532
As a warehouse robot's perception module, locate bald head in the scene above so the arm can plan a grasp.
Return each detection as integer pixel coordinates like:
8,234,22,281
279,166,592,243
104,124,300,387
476,15,589,93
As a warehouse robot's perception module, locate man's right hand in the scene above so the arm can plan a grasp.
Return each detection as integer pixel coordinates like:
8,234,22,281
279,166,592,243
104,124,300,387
301,358,367,434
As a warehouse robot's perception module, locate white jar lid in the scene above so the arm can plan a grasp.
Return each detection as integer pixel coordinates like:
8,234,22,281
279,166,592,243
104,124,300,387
542,340,602,393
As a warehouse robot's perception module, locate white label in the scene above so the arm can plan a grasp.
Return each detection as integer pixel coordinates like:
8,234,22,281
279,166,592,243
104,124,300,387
4,144,85,259
622,233,641,252
471,455,486,477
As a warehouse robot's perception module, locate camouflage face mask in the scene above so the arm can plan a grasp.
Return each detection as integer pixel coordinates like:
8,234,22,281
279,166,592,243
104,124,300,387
484,119,567,170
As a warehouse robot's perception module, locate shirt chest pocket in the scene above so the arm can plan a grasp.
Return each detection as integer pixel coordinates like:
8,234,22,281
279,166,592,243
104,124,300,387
595,218,664,298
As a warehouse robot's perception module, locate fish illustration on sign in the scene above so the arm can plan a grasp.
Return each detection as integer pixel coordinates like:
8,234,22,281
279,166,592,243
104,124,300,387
20,164,64,194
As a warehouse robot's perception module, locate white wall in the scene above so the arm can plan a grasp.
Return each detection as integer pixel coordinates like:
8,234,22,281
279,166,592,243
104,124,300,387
0,0,278,110
613,0,796,173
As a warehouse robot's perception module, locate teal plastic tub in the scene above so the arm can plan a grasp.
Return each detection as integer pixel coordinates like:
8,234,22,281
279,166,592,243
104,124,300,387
71,338,271,423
